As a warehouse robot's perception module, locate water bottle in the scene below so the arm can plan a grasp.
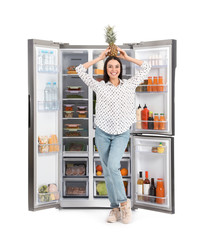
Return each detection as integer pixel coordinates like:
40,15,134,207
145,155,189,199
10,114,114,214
41,50,45,72
52,82,58,109
44,82,51,110
49,51,54,72
38,50,42,72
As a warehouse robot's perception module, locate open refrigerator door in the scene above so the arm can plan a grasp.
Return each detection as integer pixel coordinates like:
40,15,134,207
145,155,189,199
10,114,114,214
131,135,174,213
28,40,61,210
131,40,176,136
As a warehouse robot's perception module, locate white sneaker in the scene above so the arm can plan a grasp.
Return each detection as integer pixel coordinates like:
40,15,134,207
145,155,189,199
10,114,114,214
107,208,121,223
120,199,132,224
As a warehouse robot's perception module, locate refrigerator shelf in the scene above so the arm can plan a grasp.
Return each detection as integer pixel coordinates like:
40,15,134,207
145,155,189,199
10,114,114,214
136,91,168,94
63,151,88,157
93,152,130,158
63,137,89,139
135,193,167,200
62,74,79,76
63,117,88,120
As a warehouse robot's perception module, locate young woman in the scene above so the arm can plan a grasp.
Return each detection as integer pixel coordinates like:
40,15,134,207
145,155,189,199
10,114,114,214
76,47,151,224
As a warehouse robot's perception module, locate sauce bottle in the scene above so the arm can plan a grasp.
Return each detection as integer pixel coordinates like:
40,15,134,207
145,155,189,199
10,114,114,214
159,113,166,130
136,104,142,129
154,113,159,130
152,76,158,92
156,178,165,204
141,104,149,129
147,77,152,92
158,76,164,92
149,178,156,203
137,171,144,201
148,111,154,129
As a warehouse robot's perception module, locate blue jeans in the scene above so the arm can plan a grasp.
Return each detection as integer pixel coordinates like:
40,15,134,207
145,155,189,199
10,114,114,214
95,126,130,208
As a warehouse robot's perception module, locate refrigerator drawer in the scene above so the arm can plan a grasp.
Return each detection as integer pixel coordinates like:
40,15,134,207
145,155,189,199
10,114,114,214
63,179,89,198
93,157,131,177
93,178,131,198
63,157,89,177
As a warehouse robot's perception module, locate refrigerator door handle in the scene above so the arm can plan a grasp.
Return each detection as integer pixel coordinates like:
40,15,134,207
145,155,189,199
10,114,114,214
28,94,31,128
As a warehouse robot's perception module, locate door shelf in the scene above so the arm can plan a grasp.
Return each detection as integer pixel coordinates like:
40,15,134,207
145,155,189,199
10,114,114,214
38,191,59,203
37,64,58,74
38,144,60,154
38,101,60,111
135,193,167,205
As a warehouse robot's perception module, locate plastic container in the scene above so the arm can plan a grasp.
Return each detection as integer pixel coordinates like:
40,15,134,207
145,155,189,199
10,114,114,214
64,111,74,118
77,111,87,118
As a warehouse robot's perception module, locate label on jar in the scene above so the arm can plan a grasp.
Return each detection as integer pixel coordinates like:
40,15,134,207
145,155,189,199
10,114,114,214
137,184,143,195
144,184,150,195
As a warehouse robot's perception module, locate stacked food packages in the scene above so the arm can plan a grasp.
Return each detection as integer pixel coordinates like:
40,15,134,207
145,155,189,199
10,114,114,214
38,135,59,153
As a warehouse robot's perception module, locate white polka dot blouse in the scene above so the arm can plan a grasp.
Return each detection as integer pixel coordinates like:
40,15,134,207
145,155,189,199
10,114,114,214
75,61,151,135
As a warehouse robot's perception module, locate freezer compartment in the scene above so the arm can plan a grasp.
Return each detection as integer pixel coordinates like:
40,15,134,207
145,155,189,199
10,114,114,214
62,50,88,75
63,157,89,177
94,178,131,198
63,119,88,137
93,157,131,177
133,136,173,211
63,100,88,118
63,179,89,198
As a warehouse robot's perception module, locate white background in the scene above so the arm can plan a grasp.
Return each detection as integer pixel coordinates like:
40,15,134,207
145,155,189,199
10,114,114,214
1,0,203,239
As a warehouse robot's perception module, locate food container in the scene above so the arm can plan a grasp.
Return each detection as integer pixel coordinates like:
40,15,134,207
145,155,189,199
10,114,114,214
67,86,82,91
65,124,81,128
77,105,87,111
64,104,74,111
64,111,74,118
152,147,158,153
77,111,87,118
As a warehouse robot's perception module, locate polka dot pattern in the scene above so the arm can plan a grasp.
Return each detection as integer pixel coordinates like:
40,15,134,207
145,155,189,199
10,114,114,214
76,62,151,135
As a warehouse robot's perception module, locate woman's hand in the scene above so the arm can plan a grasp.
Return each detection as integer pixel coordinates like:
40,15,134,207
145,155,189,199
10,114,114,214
99,47,110,60
117,47,129,60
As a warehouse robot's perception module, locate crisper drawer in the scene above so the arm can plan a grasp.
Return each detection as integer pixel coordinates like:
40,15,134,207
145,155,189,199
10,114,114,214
63,157,89,177
93,178,131,198
93,158,131,177
63,179,89,198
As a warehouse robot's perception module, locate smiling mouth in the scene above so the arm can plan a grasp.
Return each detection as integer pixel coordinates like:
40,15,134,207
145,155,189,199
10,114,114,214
110,72,118,76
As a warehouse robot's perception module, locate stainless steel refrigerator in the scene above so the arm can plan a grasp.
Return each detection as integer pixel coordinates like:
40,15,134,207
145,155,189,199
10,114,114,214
28,39,176,214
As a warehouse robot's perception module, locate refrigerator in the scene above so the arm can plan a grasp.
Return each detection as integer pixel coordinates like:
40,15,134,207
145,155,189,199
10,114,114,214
28,39,176,214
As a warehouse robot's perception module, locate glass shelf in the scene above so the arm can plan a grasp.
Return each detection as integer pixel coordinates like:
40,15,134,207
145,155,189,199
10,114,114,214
38,101,60,111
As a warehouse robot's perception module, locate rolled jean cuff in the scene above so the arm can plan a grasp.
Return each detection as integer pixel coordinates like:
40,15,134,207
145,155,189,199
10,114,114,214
110,203,119,208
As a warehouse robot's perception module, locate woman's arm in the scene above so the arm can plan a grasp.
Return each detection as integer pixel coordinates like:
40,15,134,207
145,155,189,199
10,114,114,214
117,47,151,87
83,47,110,69
75,48,110,92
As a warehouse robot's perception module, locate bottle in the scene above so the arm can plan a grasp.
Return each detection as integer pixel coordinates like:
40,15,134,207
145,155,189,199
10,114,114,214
156,178,165,204
136,104,142,129
154,113,159,130
41,50,46,72
158,76,164,92
44,82,52,110
149,178,156,203
44,50,49,72
153,76,158,92
49,51,54,72
147,77,152,92
143,171,150,201
148,111,154,129
52,82,58,110
159,113,166,130
141,104,149,129
137,171,144,201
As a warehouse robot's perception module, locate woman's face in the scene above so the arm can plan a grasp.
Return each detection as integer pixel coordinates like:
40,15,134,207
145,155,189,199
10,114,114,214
107,59,121,80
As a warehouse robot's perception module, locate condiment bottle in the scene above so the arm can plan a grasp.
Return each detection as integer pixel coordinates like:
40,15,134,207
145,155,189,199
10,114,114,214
159,113,166,130
157,142,165,154
137,171,144,201
147,77,152,92
148,111,154,129
156,178,165,204
152,76,158,92
149,178,156,203
158,76,164,92
154,113,159,130
141,104,149,129
136,104,142,129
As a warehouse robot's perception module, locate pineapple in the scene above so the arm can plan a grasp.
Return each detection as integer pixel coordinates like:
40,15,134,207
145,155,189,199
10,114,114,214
104,25,118,57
